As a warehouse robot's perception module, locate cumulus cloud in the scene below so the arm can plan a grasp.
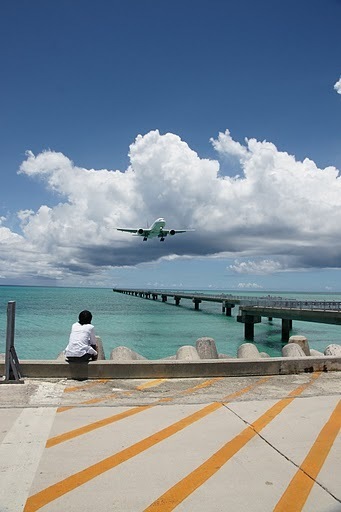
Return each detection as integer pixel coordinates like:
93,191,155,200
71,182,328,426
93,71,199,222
334,76,341,94
237,282,263,289
229,259,286,274
1,128,341,284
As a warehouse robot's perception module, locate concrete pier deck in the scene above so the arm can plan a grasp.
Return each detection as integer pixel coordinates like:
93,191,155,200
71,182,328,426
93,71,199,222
0,372,340,511
113,288,341,341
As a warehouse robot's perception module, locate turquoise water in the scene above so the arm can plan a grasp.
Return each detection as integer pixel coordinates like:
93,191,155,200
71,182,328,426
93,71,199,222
1,286,341,360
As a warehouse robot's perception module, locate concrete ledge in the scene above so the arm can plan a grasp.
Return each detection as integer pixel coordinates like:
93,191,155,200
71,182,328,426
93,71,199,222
1,356,341,379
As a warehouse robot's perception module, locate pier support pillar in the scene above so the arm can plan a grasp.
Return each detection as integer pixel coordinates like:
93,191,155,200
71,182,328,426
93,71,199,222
281,318,292,342
237,313,262,341
244,322,254,340
222,302,235,316
161,295,167,302
193,299,202,310
174,296,181,306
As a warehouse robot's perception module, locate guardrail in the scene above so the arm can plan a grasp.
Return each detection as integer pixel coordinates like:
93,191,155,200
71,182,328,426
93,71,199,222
239,299,341,311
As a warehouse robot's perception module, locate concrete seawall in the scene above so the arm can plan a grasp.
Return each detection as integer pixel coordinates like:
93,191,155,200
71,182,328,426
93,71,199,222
1,356,340,380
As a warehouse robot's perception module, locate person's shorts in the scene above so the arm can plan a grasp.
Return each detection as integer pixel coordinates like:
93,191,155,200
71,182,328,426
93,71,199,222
66,353,93,363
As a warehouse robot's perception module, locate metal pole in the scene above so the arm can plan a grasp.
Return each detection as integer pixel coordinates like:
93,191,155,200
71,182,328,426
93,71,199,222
1,300,24,384
5,301,16,381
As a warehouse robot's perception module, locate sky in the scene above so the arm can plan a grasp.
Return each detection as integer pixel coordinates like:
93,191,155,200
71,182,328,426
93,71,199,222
0,0,341,292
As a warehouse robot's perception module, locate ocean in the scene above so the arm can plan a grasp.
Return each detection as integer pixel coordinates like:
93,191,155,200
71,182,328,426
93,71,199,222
1,286,341,360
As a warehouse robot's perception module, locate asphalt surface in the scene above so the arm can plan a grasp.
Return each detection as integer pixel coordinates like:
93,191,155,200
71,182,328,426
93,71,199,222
0,372,340,511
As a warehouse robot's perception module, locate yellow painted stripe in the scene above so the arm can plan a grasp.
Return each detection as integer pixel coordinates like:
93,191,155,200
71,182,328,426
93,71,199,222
144,372,321,511
24,377,269,512
57,378,168,412
59,377,221,412
136,379,168,390
273,399,341,512
181,377,223,393
64,379,110,393
47,404,153,448
51,378,233,444
57,391,133,413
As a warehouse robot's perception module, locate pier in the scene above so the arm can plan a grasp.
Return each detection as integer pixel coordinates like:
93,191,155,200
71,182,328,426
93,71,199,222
113,288,341,341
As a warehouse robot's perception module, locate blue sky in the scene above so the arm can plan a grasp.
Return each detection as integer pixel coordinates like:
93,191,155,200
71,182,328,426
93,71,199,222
0,0,340,291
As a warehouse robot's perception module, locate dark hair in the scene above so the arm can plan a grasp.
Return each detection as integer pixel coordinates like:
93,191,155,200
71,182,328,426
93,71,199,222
78,310,92,325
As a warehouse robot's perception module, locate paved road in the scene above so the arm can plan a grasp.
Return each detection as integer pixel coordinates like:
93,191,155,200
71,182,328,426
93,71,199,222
0,373,340,512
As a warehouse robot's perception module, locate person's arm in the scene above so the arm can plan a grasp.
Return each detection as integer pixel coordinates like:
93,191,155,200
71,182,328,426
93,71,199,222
88,325,98,359
89,325,97,346
88,345,98,356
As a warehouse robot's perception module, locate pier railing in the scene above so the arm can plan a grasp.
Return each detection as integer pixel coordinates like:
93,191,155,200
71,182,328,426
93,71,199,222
113,288,341,312
238,298,341,312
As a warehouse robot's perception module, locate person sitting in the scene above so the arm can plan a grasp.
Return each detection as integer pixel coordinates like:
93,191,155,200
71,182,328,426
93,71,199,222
64,310,98,362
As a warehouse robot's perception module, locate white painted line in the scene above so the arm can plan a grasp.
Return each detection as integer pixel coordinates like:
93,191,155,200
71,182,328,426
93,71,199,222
0,408,56,512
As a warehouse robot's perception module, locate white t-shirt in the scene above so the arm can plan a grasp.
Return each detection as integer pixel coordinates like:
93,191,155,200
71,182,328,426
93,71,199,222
65,322,98,358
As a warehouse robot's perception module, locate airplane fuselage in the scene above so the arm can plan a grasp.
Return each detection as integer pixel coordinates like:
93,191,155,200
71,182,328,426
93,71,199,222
117,217,190,241
137,218,167,240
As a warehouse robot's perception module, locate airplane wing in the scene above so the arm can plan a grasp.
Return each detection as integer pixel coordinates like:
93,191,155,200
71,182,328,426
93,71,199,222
162,230,186,234
162,229,195,235
117,227,152,238
117,228,138,233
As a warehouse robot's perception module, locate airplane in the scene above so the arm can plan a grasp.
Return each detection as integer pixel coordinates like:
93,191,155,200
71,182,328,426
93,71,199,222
117,217,193,241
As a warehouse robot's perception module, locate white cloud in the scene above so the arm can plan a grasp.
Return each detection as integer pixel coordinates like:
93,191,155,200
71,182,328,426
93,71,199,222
237,282,263,289
0,128,341,284
210,129,247,159
229,259,285,274
334,76,341,94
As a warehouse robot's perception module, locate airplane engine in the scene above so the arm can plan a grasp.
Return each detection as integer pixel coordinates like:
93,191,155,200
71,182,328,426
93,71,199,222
169,229,176,236
138,228,144,235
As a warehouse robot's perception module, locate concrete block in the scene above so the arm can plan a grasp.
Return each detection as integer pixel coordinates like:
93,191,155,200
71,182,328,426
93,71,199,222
324,344,341,356
95,336,106,360
237,343,261,359
282,343,306,357
110,346,147,361
260,352,271,358
289,335,310,356
310,349,324,357
195,337,219,359
218,353,234,359
176,346,200,361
